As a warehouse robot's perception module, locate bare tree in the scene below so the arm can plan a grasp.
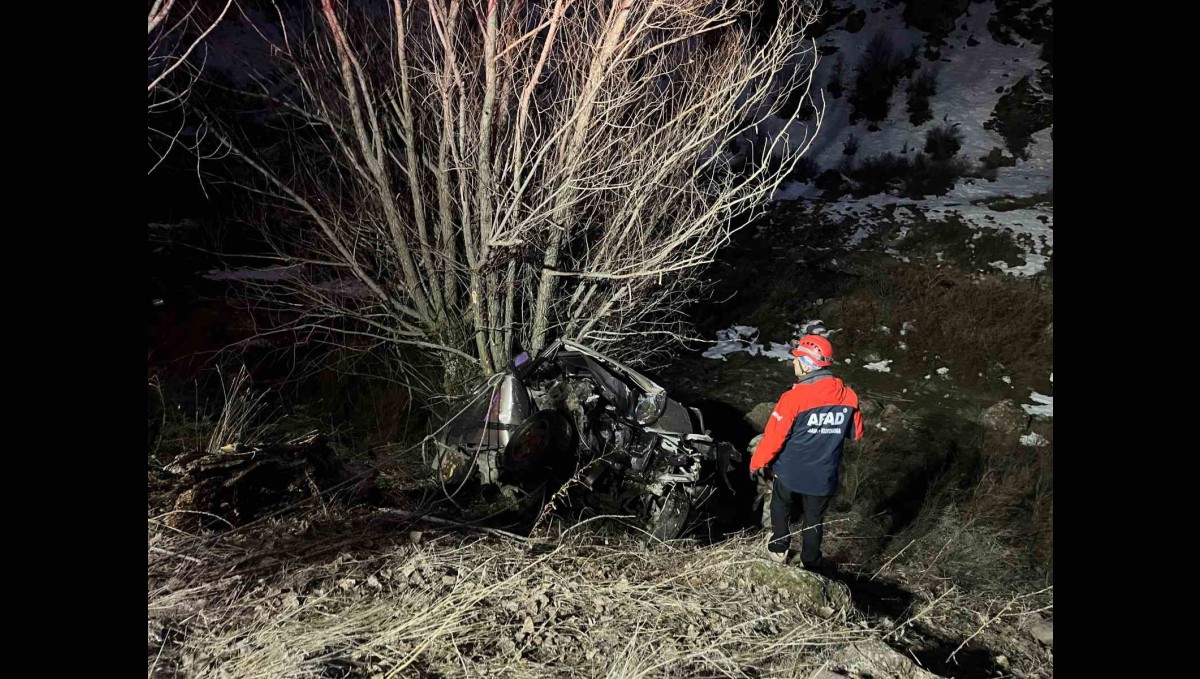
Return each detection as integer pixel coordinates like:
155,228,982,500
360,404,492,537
148,0,234,173
213,0,825,391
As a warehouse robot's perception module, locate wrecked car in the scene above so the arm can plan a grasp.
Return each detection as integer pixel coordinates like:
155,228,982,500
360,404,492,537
432,340,742,541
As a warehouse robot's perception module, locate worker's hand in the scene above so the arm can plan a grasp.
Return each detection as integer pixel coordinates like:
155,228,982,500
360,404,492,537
747,434,764,454
750,467,771,482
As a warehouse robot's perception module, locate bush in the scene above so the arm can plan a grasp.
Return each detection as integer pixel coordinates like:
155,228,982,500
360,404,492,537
788,155,820,183
814,168,858,197
842,134,860,157
845,151,969,199
781,73,819,120
903,0,970,39
906,68,938,125
923,123,962,161
849,31,905,123
826,55,844,99
988,0,1054,55
845,9,866,34
984,75,1053,159
980,147,1017,169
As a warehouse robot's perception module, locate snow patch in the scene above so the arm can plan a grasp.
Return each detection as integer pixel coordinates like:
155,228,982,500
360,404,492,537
1022,392,1053,418
204,265,299,282
702,325,794,361
1020,432,1049,447
756,1,1053,279
846,224,874,247
990,253,1048,277
864,359,893,373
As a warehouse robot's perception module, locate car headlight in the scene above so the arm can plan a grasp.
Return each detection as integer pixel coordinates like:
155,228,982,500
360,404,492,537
634,391,666,426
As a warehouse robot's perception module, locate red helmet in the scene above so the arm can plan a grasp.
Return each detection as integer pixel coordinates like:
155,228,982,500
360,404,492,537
791,334,833,367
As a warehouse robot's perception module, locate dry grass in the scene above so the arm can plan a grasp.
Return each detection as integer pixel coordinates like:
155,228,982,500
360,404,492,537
149,366,276,467
878,508,1054,677
207,366,272,455
148,507,871,678
831,402,1053,590
835,257,1052,392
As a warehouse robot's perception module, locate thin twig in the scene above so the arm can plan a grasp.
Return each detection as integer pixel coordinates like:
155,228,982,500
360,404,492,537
871,538,916,581
150,546,204,565
376,508,529,543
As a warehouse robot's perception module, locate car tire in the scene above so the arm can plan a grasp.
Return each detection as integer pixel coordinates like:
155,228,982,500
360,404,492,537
646,484,690,543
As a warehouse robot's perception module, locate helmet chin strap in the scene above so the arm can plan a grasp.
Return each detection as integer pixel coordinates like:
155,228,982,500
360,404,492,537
793,356,814,379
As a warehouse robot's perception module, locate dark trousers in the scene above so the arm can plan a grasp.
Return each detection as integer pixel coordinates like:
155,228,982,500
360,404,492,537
768,476,832,567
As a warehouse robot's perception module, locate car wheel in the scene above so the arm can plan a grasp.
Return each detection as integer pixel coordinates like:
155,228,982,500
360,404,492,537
646,484,690,543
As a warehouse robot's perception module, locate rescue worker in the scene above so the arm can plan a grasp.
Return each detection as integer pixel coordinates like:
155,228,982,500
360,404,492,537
749,334,864,569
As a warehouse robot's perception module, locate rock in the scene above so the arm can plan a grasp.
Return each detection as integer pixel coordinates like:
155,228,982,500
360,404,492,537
747,562,850,613
1028,619,1053,647
980,400,1027,436
830,638,941,679
745,403,776,434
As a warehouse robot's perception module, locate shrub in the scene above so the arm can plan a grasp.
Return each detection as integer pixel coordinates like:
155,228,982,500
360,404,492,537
849,31,904,123
923,123,962,161
984,75,1053,159
788,155,820,183
827,55,845,99
906,68,938,125
842,134,860,157
846,151,970,199
980,147,1017,169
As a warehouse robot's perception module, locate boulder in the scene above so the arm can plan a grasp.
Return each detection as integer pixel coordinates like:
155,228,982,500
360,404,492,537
980,399,1028,436
1028,619,1053,647
829,638,943,678
745,403,776,433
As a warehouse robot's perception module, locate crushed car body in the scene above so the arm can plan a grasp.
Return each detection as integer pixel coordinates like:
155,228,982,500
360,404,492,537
433,340,742,541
